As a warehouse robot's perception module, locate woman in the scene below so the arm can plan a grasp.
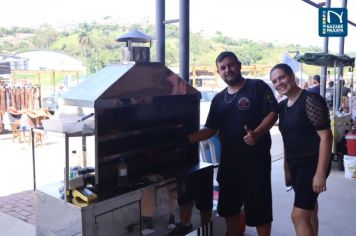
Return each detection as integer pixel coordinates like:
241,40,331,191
270,63,333,236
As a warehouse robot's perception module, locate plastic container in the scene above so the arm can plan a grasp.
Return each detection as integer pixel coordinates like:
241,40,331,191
345,133,356,156
69,150,79,179
343,155,356,179
118,158,128,188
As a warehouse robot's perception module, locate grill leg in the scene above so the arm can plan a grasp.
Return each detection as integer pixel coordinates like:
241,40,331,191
197,221,213,236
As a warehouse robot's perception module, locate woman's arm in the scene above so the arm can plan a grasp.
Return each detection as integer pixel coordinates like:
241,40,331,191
284,147,292,187
313,128,333,193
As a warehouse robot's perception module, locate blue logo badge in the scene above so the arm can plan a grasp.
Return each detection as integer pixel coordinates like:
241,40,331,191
319,8,347,37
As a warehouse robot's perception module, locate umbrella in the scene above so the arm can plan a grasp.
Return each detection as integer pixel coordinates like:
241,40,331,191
295,52,355,67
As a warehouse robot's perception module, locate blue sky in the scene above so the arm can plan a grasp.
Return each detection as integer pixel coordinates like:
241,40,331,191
1,0,355,53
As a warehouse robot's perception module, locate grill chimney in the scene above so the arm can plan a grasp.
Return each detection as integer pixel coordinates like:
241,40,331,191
116,29,153,63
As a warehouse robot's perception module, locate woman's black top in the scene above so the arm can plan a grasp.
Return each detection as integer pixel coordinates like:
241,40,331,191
278,90,330,161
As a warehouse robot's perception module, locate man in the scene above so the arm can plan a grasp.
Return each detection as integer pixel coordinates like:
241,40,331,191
325,81,334,109
341,80,351,96
167,169,213,236
341,80,351,113
308,75,321,94
188,51,278,236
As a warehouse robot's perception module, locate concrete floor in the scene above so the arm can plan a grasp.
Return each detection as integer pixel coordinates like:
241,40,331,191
1,127,356,236
238,159,356,236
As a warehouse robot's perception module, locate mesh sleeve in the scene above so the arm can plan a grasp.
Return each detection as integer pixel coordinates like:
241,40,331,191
305,93,330,130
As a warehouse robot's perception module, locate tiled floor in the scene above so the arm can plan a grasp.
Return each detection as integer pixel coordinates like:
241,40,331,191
0,190,35,225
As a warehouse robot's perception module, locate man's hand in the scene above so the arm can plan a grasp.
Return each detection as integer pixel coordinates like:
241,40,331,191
243,125,258,145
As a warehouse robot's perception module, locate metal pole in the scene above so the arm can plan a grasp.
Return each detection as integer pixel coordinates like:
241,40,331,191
300,63,303,87
320,0,331,99
301,0,356,26
333,61,337,115
156,0,165,64
335,0,347,111
32,128,36,190
179,0,189,82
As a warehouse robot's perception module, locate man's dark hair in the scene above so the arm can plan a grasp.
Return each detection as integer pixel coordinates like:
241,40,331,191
313,75,320,83
215,51,239,67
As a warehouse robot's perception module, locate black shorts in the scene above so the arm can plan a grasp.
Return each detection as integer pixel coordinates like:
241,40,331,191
288,157,331,210
177,167,214,210
217,154,273,226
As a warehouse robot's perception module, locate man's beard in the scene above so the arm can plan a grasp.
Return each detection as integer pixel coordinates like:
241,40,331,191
224,74,242,86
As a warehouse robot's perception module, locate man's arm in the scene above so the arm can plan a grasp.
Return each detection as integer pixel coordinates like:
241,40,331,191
243,111,278,145
188,127,217,143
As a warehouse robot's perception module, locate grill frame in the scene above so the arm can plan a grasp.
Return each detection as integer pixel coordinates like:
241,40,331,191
62,62,202,195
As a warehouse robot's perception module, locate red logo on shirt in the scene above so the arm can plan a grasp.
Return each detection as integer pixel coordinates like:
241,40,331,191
237,97,250,110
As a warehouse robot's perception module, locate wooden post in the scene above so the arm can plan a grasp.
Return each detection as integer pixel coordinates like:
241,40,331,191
52,71,56,96
191,67,196,87
37,72,42,108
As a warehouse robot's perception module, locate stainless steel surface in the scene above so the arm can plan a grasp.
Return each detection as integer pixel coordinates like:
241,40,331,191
36,61,213,235
35,187,142,236
62,62,202,192
116,29,153,43
35,166,212,236
62,63,200,108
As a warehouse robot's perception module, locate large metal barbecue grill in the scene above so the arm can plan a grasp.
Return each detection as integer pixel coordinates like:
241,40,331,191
33,29,214,236
62,62,202,196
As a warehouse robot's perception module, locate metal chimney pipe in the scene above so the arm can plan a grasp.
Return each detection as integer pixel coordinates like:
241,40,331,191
156,0,165,64
179,0,189,83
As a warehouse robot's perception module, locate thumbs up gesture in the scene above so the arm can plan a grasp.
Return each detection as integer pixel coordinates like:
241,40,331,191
243,125,257,145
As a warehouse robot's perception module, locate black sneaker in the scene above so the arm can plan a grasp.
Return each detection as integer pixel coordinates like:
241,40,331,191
167,214,176,230
167,223,193,236
142,217,155,235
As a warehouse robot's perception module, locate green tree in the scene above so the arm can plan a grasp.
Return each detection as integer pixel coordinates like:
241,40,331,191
31,24,58,49
1,21,332,79
79,31,90,70
166,38,179,66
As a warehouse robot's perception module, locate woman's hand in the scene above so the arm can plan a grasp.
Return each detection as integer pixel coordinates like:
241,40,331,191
284,159,291,187
313,175,327,193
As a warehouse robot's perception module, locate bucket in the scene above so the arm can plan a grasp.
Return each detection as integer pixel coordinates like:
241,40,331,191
345,133,356,156
343,155,356,179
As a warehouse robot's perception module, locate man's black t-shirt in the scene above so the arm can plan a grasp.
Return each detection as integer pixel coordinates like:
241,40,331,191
205,79,278,164
342,86,351,96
